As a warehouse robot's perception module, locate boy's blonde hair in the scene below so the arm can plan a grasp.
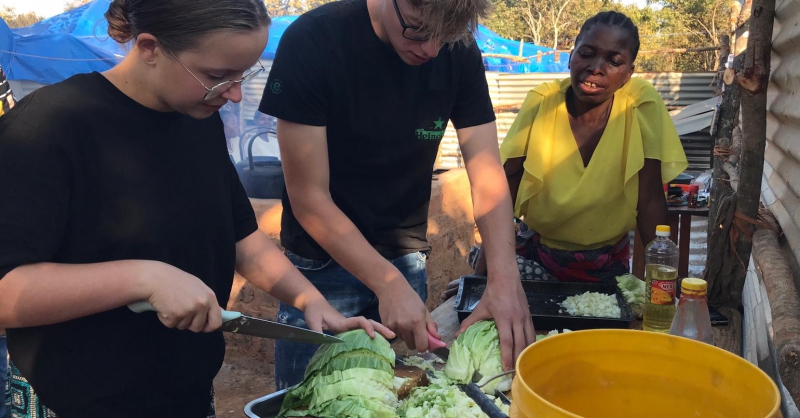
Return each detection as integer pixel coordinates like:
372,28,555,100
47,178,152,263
407,0,492,44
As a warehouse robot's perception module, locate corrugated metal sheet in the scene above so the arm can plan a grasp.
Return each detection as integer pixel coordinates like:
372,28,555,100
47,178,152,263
7,80,47,99
765,0,800,272
234,65,716,171
239,61,274,129
439,72,717,169
491,72,716,109
680,130,713,170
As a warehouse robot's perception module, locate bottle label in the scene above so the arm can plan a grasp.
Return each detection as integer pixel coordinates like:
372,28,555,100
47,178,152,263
650,279,676,305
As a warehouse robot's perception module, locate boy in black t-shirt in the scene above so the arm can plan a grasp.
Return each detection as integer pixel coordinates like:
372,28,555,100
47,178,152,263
260,0,536,388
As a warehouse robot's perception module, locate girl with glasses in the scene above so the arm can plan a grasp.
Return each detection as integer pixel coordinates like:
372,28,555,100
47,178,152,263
0,1,392,417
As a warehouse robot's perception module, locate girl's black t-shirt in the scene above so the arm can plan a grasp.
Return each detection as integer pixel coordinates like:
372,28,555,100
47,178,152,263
0,72,258,417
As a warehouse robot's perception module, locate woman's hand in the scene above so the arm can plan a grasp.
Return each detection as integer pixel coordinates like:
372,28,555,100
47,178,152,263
137,260,223,333
440,279,461,303
302,298,396,340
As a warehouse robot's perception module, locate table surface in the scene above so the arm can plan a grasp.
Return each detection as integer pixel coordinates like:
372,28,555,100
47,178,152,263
667,205,711,216
394,296,742,357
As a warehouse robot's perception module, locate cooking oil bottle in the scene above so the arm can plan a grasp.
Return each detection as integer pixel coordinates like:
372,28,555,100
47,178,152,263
643,225,679,332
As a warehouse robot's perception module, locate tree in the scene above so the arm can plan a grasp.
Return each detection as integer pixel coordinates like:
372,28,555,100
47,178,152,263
483,0,530,43
64,0,92,12
485,0,603,52
650,0,730,70
0,6,43,28
263,0,335,16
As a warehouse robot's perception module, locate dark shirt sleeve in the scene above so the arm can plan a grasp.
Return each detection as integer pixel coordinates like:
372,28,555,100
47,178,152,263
0,118,71,279
258,16,329,126
228,162,259,242
450,42,496,130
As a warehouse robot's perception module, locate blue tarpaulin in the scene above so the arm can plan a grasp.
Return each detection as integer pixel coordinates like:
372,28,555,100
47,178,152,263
0,0,567,84
0,1,120,84
476,25,569,73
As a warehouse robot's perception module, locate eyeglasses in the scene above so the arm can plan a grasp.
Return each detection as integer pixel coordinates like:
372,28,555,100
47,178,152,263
167,49,265,101
391,0,430,42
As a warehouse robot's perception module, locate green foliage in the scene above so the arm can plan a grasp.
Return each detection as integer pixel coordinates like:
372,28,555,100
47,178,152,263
64,0,92,12
264,0,337,16
482,0,731,71
1,6,43,28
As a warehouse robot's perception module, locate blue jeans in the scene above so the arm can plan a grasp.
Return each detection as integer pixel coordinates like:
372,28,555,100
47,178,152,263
1,335,8,418
274,251,428,390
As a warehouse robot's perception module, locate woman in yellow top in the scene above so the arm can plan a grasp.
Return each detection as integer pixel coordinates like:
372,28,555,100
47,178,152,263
474,11,687,284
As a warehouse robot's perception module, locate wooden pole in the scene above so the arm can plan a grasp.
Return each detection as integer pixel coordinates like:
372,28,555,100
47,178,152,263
752,229,800,406
707,35,737,243
723,0,777,306
704,39,742,305
704,0,776,308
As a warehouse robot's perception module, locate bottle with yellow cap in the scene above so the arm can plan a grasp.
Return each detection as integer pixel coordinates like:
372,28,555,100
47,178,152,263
669,278,714,345
643,225,679,332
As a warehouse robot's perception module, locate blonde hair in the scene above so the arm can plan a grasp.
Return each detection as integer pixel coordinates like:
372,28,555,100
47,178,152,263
407,0,491,44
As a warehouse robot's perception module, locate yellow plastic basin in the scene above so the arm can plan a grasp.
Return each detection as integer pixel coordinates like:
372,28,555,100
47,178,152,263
509,329,781,418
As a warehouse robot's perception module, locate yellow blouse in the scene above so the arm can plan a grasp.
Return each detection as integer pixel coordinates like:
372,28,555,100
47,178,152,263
500,77,688,251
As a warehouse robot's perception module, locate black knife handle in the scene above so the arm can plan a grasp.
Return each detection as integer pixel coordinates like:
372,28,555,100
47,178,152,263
459,383,509,418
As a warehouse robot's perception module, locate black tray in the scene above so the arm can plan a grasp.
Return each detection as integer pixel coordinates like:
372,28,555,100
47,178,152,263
453,275,635,331
245,389,287,418
244,386,509,418
245,379,509,418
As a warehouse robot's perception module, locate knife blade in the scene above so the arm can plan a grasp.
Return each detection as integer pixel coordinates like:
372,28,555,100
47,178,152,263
128,301,343,345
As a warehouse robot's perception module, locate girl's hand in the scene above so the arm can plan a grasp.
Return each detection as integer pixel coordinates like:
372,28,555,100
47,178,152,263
137,260,223,333
302,298,395,339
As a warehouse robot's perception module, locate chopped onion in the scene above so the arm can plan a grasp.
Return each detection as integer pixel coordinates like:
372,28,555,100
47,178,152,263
559,292,621,318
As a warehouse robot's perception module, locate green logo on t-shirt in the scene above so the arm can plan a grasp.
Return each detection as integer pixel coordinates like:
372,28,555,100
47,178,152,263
270,79,283,94
416,117,446,141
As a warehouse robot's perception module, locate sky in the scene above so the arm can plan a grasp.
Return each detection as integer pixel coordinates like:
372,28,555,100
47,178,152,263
2,0,649,20
2,0,65,18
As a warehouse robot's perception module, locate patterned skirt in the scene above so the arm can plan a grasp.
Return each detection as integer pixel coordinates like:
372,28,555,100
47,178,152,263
470,220,631,284
5,362,217,418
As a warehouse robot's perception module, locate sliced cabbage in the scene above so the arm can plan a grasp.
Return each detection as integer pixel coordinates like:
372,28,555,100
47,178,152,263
278,330,398,418
306,329,395,376
559,292,621,318
617,273,646,317
398,381,487,418
443,321,511,394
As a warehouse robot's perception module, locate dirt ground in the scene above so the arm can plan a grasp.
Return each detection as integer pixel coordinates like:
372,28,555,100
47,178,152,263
213,351,275,418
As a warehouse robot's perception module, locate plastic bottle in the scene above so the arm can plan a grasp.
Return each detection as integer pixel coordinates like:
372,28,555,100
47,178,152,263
669,278,714,345
688,184,699,208
642,225,679,332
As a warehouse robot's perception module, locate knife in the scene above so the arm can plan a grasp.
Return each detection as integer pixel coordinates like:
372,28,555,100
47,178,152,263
427,332,450,361
428,332,511,416
128,301,343,345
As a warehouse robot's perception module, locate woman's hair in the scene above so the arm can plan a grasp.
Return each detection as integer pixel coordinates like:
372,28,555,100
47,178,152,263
106,0,271,52
575,11,640,62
